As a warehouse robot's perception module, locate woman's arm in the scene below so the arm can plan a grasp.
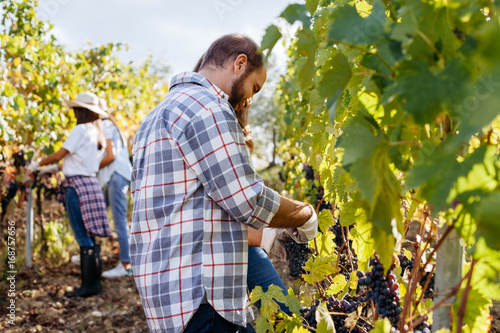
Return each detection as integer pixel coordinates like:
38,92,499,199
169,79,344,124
39,148,69,167
99,139,116,168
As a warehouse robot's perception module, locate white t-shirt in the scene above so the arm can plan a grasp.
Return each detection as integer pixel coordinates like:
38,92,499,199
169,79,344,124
62,123,101,177
97,120,132,187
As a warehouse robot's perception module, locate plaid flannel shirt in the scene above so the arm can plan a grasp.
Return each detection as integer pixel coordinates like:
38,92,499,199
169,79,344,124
130,72,281,333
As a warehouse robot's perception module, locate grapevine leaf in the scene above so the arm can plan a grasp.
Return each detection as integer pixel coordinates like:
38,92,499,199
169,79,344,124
318,209,334,234
275,314,306,332
255,316,274,333
283,294,302,315
303,255,338,283
327,274,347,295
452,288,491,332
382,58,471,125
315,302,336,333
317,231,336,256
406,144,487,212
249,285,286,318
349,217,375,272
390,7,418,42
338,113,402,234
372,226,396,273
371,318,393,332
452,65,500,145
261,25,282,55
328,0,386,45
473,192,500,250
305,0,320,15
280,4,310,26
469,238,500,299
318,52,352,99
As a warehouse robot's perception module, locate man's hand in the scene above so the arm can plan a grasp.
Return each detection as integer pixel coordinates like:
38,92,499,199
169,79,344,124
296,205,318,242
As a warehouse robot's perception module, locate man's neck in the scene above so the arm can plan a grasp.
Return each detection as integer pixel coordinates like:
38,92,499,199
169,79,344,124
198,67,232,97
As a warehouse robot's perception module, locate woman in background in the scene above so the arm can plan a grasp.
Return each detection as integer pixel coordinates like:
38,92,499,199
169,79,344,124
27,92,111,297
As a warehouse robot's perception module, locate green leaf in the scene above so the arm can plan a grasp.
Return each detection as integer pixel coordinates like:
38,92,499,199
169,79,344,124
349,217,375,272
327,274,348,295
249,285,286,318
452,64,500,145
469,238,500,299
382,58,471,125
261,25,282,55
283,294,302,315
390,7,418,42
315,302,336,333
452,288,491,332
255,316,273,333
407,144,487,212
328,0,386,45
318,52,352,99
303,255,338,283
306,0,320,16
338,113,402,234
280,4,310,26
474,192,500,250
370,318,393,332
318,209,334,234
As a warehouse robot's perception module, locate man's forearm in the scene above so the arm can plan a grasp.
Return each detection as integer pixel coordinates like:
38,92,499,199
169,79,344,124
268,196,313,229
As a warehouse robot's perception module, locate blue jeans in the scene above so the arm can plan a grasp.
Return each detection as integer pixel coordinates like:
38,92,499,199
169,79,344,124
65,186,95,247
184,304,245,333
103,172,131,263
247,246,291,316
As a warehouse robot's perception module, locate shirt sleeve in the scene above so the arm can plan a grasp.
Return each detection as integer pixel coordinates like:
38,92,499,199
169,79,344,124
62,124,85,153
102,120,114,140
173,105,280,230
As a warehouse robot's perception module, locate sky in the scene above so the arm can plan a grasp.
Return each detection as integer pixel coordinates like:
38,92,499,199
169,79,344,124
37,0,300,75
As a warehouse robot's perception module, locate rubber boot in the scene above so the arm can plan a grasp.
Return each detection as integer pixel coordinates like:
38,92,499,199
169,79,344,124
65,245,102,297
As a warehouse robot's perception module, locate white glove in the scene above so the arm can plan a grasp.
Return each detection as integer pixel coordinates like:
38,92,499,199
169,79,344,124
296,205,319,241
39,164,59,176
26,161,40,173
260,228,278,254
260,228,290,261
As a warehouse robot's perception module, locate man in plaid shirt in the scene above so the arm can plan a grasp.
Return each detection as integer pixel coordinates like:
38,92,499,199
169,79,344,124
131,34,318,333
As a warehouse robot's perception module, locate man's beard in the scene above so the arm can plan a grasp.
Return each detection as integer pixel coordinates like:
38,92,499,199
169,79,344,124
228,71,250,109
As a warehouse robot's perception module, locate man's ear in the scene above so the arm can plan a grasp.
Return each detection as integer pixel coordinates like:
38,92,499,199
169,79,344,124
234,54,248,75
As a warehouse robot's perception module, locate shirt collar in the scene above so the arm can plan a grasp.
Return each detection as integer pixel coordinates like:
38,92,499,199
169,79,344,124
170,71,229,101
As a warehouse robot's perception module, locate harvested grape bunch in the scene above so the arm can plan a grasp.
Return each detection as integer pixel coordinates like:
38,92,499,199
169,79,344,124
285,239,311,279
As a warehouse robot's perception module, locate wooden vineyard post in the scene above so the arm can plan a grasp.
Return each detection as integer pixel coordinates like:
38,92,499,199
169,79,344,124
432,228,464,331
25,184,34,268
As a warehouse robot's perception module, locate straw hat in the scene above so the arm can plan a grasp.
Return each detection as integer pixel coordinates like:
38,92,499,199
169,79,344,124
98,98,108,112
64,92,109,118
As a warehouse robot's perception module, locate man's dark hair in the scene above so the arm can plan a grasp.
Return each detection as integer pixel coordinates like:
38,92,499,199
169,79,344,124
199,34,263,73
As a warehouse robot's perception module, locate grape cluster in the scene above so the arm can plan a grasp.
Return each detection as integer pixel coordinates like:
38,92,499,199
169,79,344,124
300,296,369,332
398,253,414,274
413,317,432,333
419,272,435,299
304,165,315,181
338,253,358,278
358,257,402,326
285,239,311,279
398,252,435,299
